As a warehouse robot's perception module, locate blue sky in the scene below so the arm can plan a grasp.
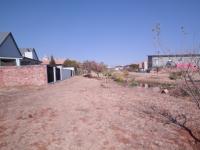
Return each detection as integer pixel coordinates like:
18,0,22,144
0,0,200,66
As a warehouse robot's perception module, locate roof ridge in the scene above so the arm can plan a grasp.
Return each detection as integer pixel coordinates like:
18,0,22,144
0,32,11,46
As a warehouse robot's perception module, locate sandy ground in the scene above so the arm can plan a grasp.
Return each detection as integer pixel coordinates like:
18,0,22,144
0,76,199,150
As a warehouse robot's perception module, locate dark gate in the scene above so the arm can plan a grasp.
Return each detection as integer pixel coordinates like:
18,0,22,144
56,67,61,81
47,66,54,83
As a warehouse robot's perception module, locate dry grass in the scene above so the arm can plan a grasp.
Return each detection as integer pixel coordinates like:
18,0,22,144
0,76,199,149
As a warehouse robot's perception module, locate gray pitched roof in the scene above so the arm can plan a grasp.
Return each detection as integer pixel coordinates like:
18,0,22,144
19,48,39,60
19,48,29,55
0,32,10,46
0,32,23,58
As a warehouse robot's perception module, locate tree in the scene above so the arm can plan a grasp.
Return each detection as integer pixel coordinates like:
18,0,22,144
63,59,79,68
63,59,80,73
49,55,56,65
127,64,139,72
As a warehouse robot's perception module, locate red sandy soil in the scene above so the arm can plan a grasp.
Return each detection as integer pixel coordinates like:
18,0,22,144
0,76,199,150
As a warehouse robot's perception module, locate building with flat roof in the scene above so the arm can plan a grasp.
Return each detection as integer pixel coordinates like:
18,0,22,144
148,54,200,69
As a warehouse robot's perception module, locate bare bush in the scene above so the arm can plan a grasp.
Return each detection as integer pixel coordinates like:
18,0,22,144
166,56,200,144
122,70,129,77
169,71,182,80
145,106,200,143
82,60,107,76
169,85,189,97
181,62,200,109
150,24,200,145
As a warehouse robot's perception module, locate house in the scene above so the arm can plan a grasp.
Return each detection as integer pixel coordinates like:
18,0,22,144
148,54,200,69
0,32,22,66
0,32,73,87
114,65,124,71
41,56,75,82
0,32,41,66
19,48,41,65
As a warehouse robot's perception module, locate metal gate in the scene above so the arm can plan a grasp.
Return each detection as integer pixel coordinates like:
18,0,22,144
62,68,72,80
56,67,61,81
47,66,54,83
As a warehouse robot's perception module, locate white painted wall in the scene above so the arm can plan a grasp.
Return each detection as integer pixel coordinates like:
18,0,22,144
24,52,33,59
144,61,148,70
63,67,75,76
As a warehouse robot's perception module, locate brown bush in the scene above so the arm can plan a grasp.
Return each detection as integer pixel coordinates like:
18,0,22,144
170,86,189,97
82,61,107,74
169,71,182,80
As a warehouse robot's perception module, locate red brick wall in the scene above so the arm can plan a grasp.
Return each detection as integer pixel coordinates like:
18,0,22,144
0,65,48,87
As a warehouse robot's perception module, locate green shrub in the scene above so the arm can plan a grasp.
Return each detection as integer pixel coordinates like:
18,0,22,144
123,70,129,77
113,75,124,82
111,73,126,83
130,80,139,87
114,77,125,83
103,71,112,77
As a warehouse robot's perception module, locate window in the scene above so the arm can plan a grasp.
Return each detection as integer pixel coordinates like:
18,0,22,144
0,59,16,66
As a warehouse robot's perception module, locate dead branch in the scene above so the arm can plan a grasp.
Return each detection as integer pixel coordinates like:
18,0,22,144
149,106,200,143
181,64,200,109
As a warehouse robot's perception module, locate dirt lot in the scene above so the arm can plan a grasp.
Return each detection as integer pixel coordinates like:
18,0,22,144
0,76,199,150
112,71,176,85
128,72,175,85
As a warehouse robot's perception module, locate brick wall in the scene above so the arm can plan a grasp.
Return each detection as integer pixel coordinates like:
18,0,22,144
0,65,48,87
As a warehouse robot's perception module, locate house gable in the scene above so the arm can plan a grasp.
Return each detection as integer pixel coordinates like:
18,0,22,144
0,33,22,58
19,48,39,60
32,49,39,60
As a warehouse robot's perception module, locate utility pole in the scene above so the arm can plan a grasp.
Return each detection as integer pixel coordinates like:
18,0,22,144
156,50,160,73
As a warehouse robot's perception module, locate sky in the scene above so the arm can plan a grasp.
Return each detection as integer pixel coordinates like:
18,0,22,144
0,0,200,66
